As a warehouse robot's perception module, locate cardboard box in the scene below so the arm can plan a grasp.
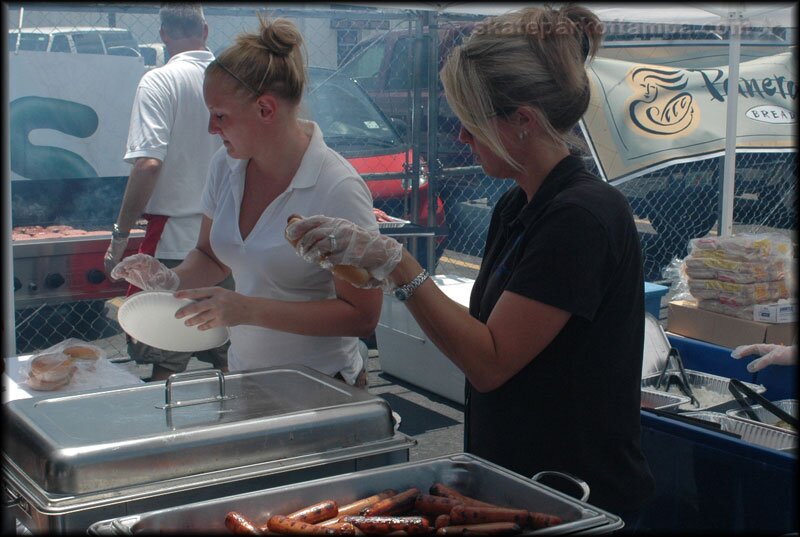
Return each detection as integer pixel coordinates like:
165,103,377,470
667,299,797,349
753,301,797,324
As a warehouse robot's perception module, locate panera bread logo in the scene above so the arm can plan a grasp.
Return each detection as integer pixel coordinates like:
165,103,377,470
626,66,698,137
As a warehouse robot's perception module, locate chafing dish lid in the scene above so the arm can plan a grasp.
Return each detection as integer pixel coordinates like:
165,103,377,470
3,366,394,495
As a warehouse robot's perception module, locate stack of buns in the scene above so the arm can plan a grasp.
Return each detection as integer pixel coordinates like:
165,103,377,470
26,344,101,391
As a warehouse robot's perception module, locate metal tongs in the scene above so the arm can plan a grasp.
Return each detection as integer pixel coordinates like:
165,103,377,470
729,378,800,430
654,348,699,408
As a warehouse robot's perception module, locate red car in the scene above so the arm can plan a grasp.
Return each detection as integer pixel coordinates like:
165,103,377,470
305,67,446,268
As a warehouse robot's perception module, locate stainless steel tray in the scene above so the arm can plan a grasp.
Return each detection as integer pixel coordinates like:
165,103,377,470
87,453,624,535
3,366,415,533
683,412,798,452
641,387,691,411
641,370,766,411
726,399,798,435
4,366,397,495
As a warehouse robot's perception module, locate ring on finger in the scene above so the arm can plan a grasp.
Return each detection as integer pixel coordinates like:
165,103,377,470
328,234,337,251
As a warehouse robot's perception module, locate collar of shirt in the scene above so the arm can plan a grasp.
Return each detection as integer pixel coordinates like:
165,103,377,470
222,120,326,191
165,49,215,66
498,154,586,232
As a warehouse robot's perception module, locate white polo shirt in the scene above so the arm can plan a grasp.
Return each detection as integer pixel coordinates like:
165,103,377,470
124,50,222,259
202,121,378,381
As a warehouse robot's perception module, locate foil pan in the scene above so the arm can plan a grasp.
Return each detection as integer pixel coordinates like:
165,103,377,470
726,399,798,435
683,411,797,453
641,370,766,412
641,387,690,411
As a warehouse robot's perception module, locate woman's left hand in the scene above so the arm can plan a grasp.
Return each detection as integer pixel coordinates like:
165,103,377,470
174,287,250,330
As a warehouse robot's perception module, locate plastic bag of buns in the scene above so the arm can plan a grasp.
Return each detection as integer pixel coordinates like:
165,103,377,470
21,338,105,391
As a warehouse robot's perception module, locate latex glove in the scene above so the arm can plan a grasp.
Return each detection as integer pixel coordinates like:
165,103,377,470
286,215,403,288
731,343,797,373
103,235,129,276
110,253,180,292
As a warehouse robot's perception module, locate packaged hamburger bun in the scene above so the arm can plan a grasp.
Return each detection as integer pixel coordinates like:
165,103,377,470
23,339,106,391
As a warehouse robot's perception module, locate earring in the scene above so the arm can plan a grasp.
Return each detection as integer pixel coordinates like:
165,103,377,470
518,130,528,140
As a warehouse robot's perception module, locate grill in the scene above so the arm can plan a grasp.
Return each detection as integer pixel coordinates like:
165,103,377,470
11,229,144,353
12,231,143,308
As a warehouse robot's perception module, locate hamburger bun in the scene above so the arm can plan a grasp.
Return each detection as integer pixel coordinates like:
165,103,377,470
63,345,100,360
27,373,74,391
285,214,372,287
29,352,77,385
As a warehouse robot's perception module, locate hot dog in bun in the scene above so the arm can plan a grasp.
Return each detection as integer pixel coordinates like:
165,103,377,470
285,214,372,286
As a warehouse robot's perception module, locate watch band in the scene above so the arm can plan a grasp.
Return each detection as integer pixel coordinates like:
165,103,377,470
394,269,430,301
112,223,130,240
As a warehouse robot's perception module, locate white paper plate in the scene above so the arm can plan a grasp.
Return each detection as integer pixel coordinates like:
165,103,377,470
118,291,229,353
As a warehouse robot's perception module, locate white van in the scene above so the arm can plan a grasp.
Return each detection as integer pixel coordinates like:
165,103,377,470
8,26,141,57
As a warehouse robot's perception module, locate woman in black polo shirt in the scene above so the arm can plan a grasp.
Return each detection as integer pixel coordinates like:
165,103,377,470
287,4,655,524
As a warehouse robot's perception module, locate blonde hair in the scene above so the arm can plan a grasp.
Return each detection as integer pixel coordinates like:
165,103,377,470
207,14,307,104
441,4,602,172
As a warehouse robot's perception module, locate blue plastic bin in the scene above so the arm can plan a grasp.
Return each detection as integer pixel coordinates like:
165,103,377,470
637,334,797,533
644,282,669,319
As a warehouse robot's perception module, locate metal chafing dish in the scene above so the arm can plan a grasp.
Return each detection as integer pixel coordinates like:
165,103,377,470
87,453,623,535
2,366,415,533
683,411,798,453
641,370,767,412
641,387,690,411
726,399,798,435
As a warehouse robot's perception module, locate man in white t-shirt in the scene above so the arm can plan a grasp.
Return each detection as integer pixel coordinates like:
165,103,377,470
104,3,232,380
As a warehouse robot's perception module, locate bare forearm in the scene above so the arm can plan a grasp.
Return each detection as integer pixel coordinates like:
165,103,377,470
173,248,230,290
115,158,161,232
389,251,500,382
244,296,377,337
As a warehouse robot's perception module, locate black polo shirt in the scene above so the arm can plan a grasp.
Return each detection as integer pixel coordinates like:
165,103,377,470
465,155,655,514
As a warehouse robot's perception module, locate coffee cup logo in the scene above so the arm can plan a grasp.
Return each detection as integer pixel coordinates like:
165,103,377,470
626,66,699,137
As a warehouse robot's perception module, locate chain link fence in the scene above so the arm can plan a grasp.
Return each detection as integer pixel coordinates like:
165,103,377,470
7,3,796,354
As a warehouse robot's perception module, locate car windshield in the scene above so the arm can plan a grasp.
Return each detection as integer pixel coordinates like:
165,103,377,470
304,69,403,155
12,32,49,51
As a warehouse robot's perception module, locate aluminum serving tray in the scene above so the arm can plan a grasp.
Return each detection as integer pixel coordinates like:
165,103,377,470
683,411,797,453
641,370,766,411
641,387,691,411
726,399,798,435
87,453,623,535
2,366,415,533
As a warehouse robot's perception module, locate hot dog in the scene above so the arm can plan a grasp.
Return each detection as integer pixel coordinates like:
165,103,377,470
267,515,355,535
361,487,420,516
342,515,430,535
285,499,339,524
428,483,496,508
224,511,262,535
435,522,522,535
414,494,463,517
448,505,530,527
527,511,563,529
434,515,451,530
285,214,372,287
318,490,397,526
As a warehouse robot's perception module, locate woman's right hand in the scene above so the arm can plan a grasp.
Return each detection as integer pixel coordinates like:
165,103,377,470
110,253,181,292
286,215,403,286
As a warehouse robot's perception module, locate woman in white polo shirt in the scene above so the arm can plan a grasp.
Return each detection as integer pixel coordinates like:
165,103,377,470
111,16,380,386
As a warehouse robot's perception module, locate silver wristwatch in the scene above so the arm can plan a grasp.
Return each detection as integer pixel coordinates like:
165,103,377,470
393,269,430,301
111,223,130,240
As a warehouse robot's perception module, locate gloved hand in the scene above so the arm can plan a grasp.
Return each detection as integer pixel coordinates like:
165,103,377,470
286,215,403,288
110,253,180,292
103,235,129,276
731,343,797,373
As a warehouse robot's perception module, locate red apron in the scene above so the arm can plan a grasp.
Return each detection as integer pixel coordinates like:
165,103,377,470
126,214,169,296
